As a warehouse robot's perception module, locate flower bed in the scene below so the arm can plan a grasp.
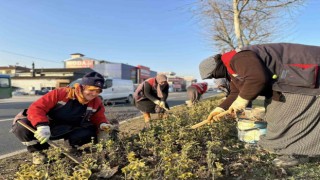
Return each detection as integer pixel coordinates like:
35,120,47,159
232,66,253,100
2,96,320,179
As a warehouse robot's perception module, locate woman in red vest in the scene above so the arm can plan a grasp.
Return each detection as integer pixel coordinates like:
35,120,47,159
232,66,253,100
133,74,169,128
185,82,208,107
11,72,115,164
199,43,320,167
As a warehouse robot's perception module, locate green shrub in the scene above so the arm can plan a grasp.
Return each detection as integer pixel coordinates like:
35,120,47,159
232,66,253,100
15,96,320,179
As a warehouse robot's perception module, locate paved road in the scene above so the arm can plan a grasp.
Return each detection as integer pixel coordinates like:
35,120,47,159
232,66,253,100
0,91,219,157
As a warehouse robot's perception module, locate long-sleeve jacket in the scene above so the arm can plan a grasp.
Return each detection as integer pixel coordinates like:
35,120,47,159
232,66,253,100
242,43,320,95
219,50,272,110
134,77,169,102
219,43,320,110
27,87,109,128
191,82,208,95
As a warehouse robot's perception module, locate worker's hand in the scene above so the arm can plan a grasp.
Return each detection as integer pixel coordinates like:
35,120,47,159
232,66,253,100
207,107,225,123
228,96,249,114
158,101,166,109
34,125,51,144
153,100,161,105
100,123,114,133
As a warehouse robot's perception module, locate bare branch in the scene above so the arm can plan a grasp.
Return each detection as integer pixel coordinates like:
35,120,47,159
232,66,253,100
194,0,306,51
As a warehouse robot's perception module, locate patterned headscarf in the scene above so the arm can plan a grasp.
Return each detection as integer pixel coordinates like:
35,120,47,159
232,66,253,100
66,83,101,105
155,74,167,98
66,83,88,105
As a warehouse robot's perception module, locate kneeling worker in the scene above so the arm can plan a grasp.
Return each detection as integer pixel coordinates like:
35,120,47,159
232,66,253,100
11,72,116,164
134,74,170,128
185,82,208,107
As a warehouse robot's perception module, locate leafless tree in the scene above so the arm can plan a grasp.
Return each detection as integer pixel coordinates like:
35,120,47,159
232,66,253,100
196,0,306,51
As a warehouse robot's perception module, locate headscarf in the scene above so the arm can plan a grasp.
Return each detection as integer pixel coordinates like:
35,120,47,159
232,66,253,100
199,54,228,79
66,72,104,105
66,84,101,105
221,50,237,75
155,74,167,98
212,54,228,79
66,83,89,105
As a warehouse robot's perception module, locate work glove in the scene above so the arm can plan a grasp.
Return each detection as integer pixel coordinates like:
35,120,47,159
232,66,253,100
185,100,193,107
228,96,249,114
100,123,114,133
159,101,166,109
206,107,225,123
34,125,51,144
153,100,161,105
154,100,166,109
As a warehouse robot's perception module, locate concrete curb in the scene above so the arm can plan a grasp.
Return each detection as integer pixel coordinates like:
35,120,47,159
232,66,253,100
0,149,27,160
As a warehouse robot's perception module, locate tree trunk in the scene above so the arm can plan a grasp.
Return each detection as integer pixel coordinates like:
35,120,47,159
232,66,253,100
233,0,243,48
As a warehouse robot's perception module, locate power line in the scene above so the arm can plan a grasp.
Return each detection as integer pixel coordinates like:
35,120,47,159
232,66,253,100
0,50,61,64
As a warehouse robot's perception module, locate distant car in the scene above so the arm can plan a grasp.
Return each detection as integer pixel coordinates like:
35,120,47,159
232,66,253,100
168,87,173,92
29,90,36,95
12,91,28,96
208,88,213,91
35,89,49,95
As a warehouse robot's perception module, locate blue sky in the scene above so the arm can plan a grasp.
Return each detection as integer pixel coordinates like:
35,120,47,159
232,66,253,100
0,0,319,81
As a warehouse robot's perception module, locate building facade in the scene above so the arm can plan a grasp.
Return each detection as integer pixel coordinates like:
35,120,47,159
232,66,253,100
11,68,93,93
94,63,137,81
157,72,197,92
136,65,157,84
64,53,100,68
0,65,30,76
1,53,193,94
65,53,157,84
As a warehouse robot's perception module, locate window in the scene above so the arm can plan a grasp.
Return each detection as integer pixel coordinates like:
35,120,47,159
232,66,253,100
104,79,113,89
0,78,9,88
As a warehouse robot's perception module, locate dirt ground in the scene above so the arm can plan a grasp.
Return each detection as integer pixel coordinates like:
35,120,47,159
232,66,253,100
0,115,148,180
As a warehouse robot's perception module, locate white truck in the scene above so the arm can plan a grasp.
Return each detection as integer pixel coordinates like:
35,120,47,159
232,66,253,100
69,78,134,106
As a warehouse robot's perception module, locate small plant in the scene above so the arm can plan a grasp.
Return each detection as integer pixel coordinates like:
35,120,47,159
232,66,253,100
122,152,149,179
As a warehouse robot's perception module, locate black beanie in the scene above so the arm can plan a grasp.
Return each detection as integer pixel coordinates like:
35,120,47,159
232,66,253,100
81,72,105,88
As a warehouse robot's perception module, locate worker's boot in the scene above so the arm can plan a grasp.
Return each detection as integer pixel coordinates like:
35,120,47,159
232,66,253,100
185,100,193,107
158,113,165,120
32,151,48,165
143,112,151,129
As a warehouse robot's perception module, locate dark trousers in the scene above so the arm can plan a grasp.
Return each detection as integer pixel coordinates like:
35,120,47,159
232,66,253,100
12,118,97,152
187,86,201,103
